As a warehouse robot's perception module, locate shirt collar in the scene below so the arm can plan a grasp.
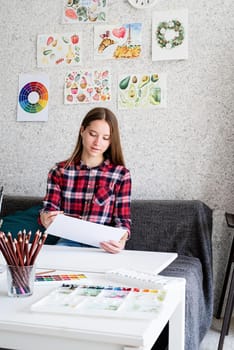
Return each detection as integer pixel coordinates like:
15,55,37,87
77,158,110,170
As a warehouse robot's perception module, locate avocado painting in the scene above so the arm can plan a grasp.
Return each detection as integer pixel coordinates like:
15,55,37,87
118,73,166,109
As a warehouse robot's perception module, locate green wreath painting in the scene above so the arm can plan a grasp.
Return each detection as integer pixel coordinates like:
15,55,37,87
152,9,188,61
156,20,184,49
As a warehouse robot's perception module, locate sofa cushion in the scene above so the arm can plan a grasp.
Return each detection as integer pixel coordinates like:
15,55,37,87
1,205,59,245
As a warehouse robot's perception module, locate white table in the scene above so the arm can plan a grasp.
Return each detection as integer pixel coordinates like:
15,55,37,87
0,247,185,350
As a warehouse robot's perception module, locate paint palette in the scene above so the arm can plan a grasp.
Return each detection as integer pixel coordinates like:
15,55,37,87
35,273,87,284
31,284,167,319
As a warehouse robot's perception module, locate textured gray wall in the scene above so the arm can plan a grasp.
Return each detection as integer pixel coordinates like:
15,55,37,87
0,0,234,311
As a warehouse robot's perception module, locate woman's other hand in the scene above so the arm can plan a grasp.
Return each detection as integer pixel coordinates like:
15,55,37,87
100,231,129,254
40,210,63,229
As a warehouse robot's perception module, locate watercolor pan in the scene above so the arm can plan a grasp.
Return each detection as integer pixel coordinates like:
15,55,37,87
35,274,87,283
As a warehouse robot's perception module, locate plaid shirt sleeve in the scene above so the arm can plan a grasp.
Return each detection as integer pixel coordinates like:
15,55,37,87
112,168,132,236
43,164,63,211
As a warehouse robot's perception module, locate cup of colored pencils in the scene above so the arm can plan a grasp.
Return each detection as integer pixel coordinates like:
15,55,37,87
0,230,47,297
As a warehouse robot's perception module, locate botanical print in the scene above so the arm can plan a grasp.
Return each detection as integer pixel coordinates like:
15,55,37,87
37,33,82,67
94,23,142,60
63,0,108,23
152,9,188,61
118,73,166,109
64,69,111,104
17,73,49,122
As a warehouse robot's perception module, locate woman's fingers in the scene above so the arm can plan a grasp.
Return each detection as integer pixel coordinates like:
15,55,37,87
100,239,125,254
40,211,63,228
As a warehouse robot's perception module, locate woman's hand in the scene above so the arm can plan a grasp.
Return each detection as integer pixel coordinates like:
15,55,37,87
100,231,129,254
40,211,63,229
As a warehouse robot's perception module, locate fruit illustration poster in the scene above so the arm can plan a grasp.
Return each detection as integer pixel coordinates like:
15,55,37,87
17,73,49,122
94,23,142,60
118,73,167,110
152,9,188,61
63,0,108,23
64,69,111,104
37,33,82,67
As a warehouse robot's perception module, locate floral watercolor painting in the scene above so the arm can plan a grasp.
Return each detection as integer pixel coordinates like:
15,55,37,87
37,33,82,67
118,73,166,109
152,9,188,61
63,0,108,23
64,69,111,104
94,23,142,60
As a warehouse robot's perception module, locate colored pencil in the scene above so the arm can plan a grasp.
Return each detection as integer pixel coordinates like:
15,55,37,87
0,230,48,295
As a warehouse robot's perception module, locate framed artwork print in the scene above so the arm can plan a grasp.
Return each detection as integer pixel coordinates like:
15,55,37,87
152,9,188,61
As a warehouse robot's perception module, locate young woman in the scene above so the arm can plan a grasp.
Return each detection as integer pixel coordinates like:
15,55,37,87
40,107,131,254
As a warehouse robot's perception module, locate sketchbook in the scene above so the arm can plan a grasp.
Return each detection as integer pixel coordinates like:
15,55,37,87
46,214,126,247
105,268,176,289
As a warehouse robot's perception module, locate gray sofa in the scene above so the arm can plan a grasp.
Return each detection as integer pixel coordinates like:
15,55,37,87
1,196,213,350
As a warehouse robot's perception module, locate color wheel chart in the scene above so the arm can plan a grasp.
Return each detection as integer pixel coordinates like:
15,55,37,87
17,73,49,121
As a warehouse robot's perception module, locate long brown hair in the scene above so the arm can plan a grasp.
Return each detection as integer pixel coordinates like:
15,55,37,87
66,107,125,167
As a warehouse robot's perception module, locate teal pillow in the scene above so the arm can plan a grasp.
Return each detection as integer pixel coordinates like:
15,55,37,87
1,205,59,245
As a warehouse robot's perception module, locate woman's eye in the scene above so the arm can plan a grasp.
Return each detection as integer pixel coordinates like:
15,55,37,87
90,132,96,137
103,137,110,141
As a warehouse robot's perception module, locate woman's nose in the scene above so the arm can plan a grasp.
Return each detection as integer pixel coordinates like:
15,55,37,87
94,136,101,145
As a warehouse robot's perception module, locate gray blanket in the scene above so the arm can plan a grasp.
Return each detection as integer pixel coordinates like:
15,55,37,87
126,200,213,350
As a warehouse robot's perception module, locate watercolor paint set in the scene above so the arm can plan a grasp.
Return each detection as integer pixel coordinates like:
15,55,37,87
31,283,167,319
35,273,87,284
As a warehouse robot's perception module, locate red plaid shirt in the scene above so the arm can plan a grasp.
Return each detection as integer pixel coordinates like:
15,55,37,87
42,159,131,234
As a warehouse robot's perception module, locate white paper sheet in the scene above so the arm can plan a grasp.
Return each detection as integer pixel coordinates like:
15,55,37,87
46,214,127,247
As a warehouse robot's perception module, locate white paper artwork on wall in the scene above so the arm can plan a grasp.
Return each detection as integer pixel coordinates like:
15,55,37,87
118,72,167,110
128,0,158,9
37,33,82,67
94,23,142,60
64,69,111,104
62,0,108,23
17,73,49,122
152,9,188,61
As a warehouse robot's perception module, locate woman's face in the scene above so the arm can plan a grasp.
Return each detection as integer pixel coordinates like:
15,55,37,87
81,119,111,160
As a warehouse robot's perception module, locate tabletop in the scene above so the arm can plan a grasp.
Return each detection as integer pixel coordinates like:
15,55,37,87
0,247,185,350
